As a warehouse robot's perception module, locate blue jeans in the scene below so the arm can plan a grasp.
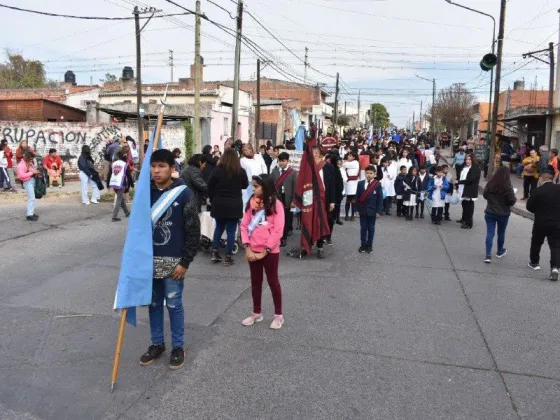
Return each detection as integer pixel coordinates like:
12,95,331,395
213,218,237,254
149,277,185,349
359,215,376,247
485,212,509,256
23,178,36,216
79,170,100,204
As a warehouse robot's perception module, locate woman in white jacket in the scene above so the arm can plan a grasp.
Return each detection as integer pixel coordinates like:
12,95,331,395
397,149,413,172
342,152,360,221
380,157,397,215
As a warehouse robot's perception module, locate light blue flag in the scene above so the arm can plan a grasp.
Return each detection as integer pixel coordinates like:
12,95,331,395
290,108,299,134
113,126,159,326
295,125,305,152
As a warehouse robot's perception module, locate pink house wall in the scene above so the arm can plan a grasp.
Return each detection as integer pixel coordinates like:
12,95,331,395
210,110,249,150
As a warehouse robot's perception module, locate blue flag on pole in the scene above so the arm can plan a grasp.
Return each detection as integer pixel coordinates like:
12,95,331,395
295,125,305,152
113,127,159,326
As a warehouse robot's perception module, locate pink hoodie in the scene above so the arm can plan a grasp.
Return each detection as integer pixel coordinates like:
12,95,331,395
16,160,35,182
240,200,285,254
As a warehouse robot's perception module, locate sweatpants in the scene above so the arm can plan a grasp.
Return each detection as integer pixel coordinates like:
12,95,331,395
112,189,130,219
249,253,282,315
530,222,560,269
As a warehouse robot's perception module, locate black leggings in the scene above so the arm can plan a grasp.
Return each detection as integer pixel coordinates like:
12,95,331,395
345,195,356,217
523,176,538,199
415,201,425,216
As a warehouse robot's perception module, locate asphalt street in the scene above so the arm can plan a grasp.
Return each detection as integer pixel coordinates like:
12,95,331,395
0,196,559,420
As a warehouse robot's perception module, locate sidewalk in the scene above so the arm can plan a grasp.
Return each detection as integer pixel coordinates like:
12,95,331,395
440,147,533,220
0,180,113,204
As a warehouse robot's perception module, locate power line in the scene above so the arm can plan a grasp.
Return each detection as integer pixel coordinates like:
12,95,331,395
0,3,191,20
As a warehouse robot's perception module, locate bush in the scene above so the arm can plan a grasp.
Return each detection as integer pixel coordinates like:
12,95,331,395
184,120,194,160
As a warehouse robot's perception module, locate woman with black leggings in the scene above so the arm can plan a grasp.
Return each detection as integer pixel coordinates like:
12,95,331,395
455,153,481,229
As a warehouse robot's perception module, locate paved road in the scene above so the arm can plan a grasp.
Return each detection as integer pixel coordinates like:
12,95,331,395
0,197,558,420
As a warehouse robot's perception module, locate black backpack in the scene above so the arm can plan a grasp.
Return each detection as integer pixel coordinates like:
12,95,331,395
34,176,46,199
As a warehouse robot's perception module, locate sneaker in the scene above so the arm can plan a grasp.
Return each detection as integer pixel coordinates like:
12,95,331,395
317,248,325,259
139,344,166,366
496,249,507,259
26,215,39,221
326,237,333,246
484,255,491,264
349,216,355,222
112,218,121,222
211,249,222,263
270,315,284,330
91,199,99,204
358,246,366,253
528,262,541,271
169,347,185,370
336,220,344,226
366,245,373,254
550,268,559,281
84,202,91,206
242,313,264,326
223,254,234,266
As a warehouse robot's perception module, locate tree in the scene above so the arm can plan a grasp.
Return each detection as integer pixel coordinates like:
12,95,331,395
100,73,118,84
0,51,47,89
433,83,475,134
183,120,194,160
336,114,351,127
369,103,390,128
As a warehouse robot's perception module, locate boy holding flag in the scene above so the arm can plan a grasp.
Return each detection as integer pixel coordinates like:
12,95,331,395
356,165,383,254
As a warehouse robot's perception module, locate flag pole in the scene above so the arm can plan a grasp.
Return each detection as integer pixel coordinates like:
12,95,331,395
110,86,169,393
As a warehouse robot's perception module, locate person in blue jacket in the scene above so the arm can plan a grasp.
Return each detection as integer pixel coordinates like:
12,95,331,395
356,165,384,254
427,166,450,225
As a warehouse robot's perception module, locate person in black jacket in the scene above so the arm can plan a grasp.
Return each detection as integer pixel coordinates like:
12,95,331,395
454,154,481,229
483,166,516,263
207,148,249,266
416,164,430,219
180,154,208,212
325,153,344,245
333,157,346,226
526,171,560,280
78,145,102,205
201,145,216,184
356,166,383,254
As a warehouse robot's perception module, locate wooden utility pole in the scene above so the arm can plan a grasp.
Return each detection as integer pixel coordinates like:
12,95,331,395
231,0,244,140
304,47,308,84
488,0,507,178
419,100,423,132
169,50,174,82
357,90,361,126
547,42,555,147
333,72,340,134
194,0,202,153
255,58,261,143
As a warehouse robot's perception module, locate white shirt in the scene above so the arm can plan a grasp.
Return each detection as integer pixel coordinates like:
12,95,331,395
432,176,444,208
270,158,279,173
241,156,267,181
397,157,412,172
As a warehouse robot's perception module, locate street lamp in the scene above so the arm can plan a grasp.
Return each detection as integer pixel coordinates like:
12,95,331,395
415,74,436,133
444,0,496,160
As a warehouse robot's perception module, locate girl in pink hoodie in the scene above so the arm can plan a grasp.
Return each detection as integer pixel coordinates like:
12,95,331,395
240,174,285,329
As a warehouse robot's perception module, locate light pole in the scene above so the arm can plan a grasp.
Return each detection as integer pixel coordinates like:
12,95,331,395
444,0,496,165
415,74,436,133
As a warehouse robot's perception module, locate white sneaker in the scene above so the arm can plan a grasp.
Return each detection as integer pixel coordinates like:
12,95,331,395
270,315,284,330
84,202,91,206
91,199,99,204
242,313,263,326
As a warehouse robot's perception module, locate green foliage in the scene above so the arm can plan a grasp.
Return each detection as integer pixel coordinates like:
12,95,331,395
369,103,390,128
0,51,47,89
336,114,351,127
184,120,194,160
100,73,118,83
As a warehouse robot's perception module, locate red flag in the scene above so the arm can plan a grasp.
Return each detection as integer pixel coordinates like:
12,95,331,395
293,138,330,255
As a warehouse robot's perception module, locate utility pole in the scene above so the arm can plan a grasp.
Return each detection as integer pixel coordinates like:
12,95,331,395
419,100,423,132
412,111,415,132
522,42,555,148
333,72,340,135
432,79,436,132
255,58,261,143
488,0,507,178
304,47,308,84
194,0,202,153
134,6,159,161
357,90,361,126
169,50,174,82
231,0,244,140
344,101,347,115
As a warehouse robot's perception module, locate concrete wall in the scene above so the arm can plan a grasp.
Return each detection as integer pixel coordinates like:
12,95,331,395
0,121,185,175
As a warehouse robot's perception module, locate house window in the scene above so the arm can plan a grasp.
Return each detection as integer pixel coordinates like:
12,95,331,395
224,117,229,135
149,99,157,104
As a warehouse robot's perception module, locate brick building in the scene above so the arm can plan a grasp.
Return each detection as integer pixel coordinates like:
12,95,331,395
0,97,86,122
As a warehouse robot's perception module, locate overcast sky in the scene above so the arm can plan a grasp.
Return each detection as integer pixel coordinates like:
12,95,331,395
1,0,558,127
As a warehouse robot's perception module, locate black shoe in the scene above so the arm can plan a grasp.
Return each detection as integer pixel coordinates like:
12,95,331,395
211,249,223,263
26,215,39,221
415,213,419,219
139,344,166,366
112,218,121,222
420,214,425,219
349,216,355,222
528,262,541,271
444,216,451,221
336,220,344,226
358,246,366,253
344,216,350,221
460,223,472,229
484,255,491,264
456,220,464,224
366,245,373,254
223,254,234,266
125,212,131,218
169,347,185,370
280,239,287,248
317,248,325,259
435,220,442,225
326,237,333,246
